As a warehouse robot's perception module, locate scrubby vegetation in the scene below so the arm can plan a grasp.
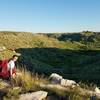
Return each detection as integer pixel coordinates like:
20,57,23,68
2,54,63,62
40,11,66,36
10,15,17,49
2,68,49,100
0,31,100,99
0,31,100,84
0,68,97,100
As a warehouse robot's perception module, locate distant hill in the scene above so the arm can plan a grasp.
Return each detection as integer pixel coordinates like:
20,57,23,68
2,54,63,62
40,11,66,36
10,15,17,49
0,31,100,84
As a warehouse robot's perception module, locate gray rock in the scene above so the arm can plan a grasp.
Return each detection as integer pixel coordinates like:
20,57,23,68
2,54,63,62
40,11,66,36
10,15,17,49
61,79,78,87
19,91,48,100
49,73,78,87
49,73,62,84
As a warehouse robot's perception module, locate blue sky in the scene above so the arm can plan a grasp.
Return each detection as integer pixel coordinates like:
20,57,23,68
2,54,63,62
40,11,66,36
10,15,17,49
0,0,100,33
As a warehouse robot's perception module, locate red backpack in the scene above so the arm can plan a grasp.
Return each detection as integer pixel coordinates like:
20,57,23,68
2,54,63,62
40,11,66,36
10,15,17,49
0,60,16,78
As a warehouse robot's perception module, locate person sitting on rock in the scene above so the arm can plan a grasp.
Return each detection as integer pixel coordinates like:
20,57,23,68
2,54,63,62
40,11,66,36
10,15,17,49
7,55,18,78
0,55,19,79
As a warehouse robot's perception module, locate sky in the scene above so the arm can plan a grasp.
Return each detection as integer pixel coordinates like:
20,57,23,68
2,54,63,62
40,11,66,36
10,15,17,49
0,0,100,33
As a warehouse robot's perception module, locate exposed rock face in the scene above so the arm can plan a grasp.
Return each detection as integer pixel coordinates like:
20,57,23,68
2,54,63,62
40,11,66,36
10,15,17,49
49,73,78,87
19,91,48,100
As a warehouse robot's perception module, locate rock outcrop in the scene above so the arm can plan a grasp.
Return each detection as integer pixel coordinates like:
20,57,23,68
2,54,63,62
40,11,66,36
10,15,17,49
49,73,78,87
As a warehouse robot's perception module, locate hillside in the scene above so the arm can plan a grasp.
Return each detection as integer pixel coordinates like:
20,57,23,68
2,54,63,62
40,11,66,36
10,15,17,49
0,31,100,85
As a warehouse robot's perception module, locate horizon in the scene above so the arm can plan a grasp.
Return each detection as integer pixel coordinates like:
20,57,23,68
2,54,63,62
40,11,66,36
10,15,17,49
0,0,100,33
0,30,100,34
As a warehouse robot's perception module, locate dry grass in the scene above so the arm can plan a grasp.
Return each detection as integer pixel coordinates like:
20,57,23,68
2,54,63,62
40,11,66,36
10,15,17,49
2,67,49,100
1,68,98,100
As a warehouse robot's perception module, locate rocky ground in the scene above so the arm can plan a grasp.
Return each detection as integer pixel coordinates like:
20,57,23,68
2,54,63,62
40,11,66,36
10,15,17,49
0,73,100,100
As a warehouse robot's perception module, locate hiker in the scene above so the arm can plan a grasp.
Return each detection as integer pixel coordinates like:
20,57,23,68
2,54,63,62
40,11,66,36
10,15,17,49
8,55,18,78
0,55,18,79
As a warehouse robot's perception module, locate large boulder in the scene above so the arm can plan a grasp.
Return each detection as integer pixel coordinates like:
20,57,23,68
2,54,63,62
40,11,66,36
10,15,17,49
19,91,48,100
49,73,78,87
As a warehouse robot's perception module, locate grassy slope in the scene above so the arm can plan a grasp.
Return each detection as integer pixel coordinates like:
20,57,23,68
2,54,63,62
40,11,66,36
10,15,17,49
0,31,100,84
